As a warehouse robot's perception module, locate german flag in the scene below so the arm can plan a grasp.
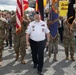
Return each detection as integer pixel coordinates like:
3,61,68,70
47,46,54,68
67,0,75,25
44,0,47,7
36,0,45,20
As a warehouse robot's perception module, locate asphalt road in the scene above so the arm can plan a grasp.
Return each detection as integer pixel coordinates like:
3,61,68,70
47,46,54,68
0,43,76,75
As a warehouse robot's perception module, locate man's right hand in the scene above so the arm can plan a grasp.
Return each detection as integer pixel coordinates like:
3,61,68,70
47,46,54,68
26,41,30,48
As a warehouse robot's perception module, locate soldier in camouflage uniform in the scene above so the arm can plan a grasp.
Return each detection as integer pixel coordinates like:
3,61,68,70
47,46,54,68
10,14,29,64
0,13,9,66
63,20,75,61
47,19,58,61
48,35,58,61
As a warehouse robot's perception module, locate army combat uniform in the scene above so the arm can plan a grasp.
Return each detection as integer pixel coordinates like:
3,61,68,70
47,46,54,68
48,35,58,61
0,17,9,66
63,20,75,61
47,19,58,61
10,14,29,64
73,21,76,42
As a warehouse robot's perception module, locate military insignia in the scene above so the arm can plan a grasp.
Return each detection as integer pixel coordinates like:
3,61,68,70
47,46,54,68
32,26,35,28
32,29,35,31
42,28,44,32
41,24,45,27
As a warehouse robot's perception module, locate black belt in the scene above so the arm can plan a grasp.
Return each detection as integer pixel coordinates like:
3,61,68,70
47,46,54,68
30,39,46,43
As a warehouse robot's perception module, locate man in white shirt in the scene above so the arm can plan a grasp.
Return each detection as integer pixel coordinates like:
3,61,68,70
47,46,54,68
26,11,50,75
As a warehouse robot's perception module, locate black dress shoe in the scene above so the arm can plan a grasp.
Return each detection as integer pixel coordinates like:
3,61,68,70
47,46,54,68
38,71,44,75
5,45,8,47
9,47,12,49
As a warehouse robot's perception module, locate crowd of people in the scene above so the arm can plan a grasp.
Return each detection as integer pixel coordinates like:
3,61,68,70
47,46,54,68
0,11,76,75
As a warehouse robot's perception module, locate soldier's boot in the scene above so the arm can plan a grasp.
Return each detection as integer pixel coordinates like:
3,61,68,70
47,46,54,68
65,53,69,60
0,58,2,66
15,53,19,61
53,54,57,61
0,52,2,66
0,61,2,66
48,50,51,58
21,57,26,64
70,55,75,61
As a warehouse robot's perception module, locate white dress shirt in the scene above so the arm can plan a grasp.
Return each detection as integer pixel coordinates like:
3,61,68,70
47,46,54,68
26,20,50,41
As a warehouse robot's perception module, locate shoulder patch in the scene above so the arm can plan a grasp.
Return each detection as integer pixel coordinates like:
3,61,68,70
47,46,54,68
41,24,45,26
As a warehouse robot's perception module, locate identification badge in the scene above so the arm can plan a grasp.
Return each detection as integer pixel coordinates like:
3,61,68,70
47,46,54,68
41,24,45,27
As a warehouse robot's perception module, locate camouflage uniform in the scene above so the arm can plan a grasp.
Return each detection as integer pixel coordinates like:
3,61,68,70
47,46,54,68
63,21,75,60
47,19,58,61
0,17,9,65
10,14,29,64
73,22,76,42
48,35,58,54
48,35,58,60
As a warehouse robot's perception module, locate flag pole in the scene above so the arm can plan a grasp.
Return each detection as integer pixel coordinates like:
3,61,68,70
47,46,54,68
48,0,52,21
48,0,50,20
46,0,52,53
74,0,76,18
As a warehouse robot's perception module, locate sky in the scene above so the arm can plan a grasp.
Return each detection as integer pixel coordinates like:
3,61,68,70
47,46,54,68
0,0,16,11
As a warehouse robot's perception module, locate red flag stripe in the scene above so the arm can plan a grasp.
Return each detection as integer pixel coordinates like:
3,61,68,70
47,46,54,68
16,13,21,27
16,22,20,28
24,5,28,10
17,0,23,16
23,0,28,10
23,1,28,4
35,0,44,20
16,0,23,33
16,10,21,21
18,0,23,18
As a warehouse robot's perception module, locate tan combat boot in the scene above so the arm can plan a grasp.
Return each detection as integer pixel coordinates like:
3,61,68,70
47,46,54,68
21,57,26,64
65,53,69,60
48,50,51,58
70,55,75,61
53,54,57,61
15,53,19,61
0,53,2,66
0,61,2,66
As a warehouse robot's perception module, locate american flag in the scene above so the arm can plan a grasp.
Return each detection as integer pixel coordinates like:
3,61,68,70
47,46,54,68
16,0,28,33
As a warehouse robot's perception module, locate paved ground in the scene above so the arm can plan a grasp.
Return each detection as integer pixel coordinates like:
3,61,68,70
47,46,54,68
0,43,76,75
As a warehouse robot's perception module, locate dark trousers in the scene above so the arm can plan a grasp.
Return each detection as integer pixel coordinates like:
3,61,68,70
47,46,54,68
75,36,76,38
9,34,12,47
9,27,12,47
30,39,46,72
5,33,12,47
58,28,64,42
6,40,8,46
